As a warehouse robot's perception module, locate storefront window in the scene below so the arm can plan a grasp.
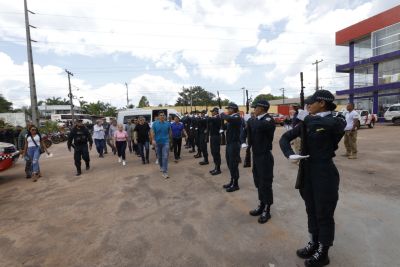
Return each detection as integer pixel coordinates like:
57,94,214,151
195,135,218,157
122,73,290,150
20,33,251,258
354,97,373,112
378,59,400,84
354,65,373,88
372,22,400,56
378,93,400,117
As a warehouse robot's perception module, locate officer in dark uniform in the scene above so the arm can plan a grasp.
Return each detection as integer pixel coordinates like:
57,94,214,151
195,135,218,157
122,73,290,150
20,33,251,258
67,119,93,176
208,107,222,175
279,90,345,267
242,112,255,168
219,102,242,192
193,112,202,158
198,110,209,165
246,100,276,224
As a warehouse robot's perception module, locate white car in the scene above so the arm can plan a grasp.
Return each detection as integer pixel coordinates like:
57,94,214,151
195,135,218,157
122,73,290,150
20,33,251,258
384,104,400,125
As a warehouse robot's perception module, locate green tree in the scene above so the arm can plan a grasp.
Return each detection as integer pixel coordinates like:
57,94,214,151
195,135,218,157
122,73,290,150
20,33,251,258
82,101,117,117
175,86,226,107
44,97,70,105
253,94,284,104
138,96,150,108
0,94,13,112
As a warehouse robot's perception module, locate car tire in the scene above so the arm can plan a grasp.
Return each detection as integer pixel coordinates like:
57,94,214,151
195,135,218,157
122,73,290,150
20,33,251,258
393,118,400,126
368,121,375,128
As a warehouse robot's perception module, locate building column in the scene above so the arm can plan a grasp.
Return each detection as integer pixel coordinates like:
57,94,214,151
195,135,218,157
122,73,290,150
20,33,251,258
349,42,354,63
349,42,355,103
373,63,379,114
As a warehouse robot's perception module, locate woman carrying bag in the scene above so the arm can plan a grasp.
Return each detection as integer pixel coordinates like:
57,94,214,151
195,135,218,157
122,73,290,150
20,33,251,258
21,126,49,182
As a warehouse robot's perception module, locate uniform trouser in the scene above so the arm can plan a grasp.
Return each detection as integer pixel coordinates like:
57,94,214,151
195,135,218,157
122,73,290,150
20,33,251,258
189,132,195,151
172,137,182,159
74,144,90,172
115,141,127,160
195,132,201,152
226,142,241,182
252,151,274,205
344,130,357,155
138,142,149,162
210,135,221,166
94,139,105,156
244,146,251,166
299,160,339,247
199,133,208,161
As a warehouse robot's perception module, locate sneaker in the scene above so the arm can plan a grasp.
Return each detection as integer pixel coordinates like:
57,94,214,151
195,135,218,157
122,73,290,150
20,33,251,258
155,159,159,164
122,160,126,166
118,157,122,163
162,172,169,179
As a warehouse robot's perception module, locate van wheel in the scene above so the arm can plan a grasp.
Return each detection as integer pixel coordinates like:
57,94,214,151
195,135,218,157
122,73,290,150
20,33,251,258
393,118,400,126
368,121,375,128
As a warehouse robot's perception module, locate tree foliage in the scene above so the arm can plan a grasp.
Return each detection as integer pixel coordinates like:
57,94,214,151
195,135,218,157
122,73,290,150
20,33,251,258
253,94,284,104
0,94,13,113
40,97,71,105
82,101,117,117
138,96,150,108
175,86,230,107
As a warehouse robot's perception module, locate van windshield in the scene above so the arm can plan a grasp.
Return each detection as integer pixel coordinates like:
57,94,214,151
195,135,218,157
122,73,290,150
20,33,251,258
123,115,151,124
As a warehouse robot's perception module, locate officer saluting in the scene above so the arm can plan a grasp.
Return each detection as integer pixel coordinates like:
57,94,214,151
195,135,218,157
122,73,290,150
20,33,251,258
67,119,93,176
279,90,345,267
208,107,222,175
219,102,242,192
246,99,276,224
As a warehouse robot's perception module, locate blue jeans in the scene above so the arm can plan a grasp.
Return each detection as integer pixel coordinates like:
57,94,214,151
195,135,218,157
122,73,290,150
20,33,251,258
27,146,41,174
94,139,105,156
156,143,169,173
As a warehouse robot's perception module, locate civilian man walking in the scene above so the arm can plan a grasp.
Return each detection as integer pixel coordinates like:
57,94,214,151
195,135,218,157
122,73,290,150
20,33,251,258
344,103,359,159
93,120,106,158
134,116,151,164
171,116,187,162
151,112,172,179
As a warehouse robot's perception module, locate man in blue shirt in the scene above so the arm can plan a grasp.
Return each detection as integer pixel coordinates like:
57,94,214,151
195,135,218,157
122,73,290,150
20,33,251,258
151,112,172,179
171,116,187,162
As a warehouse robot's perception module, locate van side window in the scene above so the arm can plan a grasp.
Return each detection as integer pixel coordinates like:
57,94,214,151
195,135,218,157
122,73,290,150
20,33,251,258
389,106,400,111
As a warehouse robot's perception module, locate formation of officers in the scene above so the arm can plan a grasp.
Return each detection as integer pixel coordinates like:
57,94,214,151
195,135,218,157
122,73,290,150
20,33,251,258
67,90,345,267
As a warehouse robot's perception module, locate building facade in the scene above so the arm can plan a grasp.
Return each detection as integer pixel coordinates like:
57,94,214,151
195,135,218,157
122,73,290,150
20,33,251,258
335,5,400,118
38,104,82,118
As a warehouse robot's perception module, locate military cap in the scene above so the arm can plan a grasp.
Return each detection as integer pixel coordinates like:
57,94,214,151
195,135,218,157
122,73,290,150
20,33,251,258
251,99,270,109
225,102,238,109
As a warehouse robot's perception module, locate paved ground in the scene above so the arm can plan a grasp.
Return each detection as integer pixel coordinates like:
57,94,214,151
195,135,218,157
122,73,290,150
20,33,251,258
0,125,399,267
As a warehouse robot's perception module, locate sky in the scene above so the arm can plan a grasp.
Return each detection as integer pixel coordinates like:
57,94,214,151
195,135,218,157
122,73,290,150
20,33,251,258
0,0,399,109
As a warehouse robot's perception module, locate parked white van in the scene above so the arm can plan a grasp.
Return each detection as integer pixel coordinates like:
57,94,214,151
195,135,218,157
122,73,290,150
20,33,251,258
117,108,181,126
384,104,400,125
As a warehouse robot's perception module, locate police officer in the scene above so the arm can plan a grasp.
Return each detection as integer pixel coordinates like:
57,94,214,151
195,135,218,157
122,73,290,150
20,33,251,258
219,102,242,192
193,112,202,158
198,110,209,165
279,90,345,267
242,112,255,168
67,119,93,176
208,107,222,175
246,100,276,224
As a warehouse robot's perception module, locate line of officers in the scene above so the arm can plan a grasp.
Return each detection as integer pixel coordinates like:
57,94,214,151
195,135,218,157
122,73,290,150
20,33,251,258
180,90,346,267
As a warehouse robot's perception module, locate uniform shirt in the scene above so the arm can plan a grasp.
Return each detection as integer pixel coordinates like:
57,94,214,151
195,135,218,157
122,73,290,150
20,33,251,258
171,122,184,138
208,115,221,136
198,117,208,134
247,113,275,154
220,113,242,144
93,124,105,140
135,123,150,143
68,126,93,147
345,110,359,131
152,120,171,144
280,114,346,160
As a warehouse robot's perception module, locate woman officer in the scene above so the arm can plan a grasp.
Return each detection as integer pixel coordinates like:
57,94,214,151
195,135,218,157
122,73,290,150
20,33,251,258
279,90,346,267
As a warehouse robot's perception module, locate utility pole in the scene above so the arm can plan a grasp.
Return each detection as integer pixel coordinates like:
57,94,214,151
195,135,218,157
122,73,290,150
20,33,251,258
312,59,323,91
242,87,245,106
125,82,129,108
65,69,75,125
280,87,285,104
24,0,39,126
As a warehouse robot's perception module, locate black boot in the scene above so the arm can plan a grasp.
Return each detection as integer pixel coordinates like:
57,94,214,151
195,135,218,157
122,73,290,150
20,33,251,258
297,235,319,259
211,166,221,175
258,205,271,224
304,243,330,267
199,160,209,165
249,202,265,216
76,168,82,176
226,180,239,192
223,179,233,189
85,162,90,170
194,153,202,158
209,165,216,173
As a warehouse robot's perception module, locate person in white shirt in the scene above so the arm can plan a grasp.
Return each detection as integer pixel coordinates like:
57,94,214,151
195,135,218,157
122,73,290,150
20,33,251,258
344,103,359,159
93,120,106,158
